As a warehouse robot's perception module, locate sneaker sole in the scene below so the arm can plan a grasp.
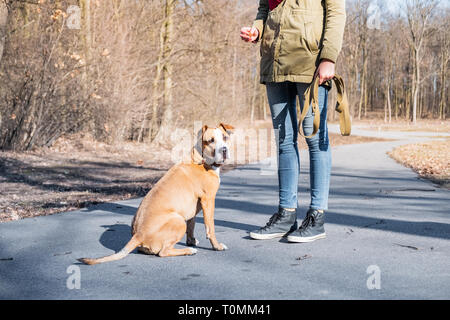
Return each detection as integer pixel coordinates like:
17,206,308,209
249,232,287,240
287,233,326,243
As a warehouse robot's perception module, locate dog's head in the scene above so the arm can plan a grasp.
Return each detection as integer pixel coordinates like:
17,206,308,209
192,123,234,166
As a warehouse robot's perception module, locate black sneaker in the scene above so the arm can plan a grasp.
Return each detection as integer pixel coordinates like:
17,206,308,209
287,209,326,243
249,207,298,240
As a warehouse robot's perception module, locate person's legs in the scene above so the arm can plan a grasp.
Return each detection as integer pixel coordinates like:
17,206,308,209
249,81,299,240
267,82,300,209
287,83,331,243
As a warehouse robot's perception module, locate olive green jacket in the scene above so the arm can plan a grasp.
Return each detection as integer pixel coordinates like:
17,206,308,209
252,0,346,84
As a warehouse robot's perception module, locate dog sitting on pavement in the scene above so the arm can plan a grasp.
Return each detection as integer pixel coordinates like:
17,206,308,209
78,123,234,265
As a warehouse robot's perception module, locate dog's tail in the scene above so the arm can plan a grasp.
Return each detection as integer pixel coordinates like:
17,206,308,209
78,235,141,266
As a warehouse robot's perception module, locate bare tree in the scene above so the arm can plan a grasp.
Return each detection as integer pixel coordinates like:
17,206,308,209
437,10,449,119
356,0,371,120
0,0,7,65
403,0,439,124
1,0,449,151
154,0,176,143
79,0,92,94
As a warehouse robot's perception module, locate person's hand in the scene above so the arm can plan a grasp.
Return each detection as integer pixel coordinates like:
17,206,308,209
314,59,335,85
240,27,259,43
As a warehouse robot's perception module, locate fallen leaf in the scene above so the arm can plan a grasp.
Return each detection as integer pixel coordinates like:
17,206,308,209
296,254,312,261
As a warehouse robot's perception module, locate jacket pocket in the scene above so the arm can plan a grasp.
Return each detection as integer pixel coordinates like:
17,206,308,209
304,20,319,53
291,10,322,54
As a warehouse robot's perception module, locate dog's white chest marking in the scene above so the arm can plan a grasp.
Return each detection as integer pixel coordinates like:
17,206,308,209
211,165,220,183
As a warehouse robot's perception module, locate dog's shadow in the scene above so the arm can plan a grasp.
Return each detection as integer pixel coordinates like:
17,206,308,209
97,223,220,254
98,224,133,252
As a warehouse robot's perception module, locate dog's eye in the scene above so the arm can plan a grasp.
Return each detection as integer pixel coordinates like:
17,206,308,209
209,138,214,143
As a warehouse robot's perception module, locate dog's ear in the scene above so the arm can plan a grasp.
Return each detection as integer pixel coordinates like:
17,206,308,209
219,123,234,135
202,125,209,139
191,125,208,164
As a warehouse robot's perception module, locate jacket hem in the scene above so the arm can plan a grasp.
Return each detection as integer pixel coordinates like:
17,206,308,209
260,74,314,84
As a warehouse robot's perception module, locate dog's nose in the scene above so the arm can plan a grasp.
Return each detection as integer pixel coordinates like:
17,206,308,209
221,147,228,158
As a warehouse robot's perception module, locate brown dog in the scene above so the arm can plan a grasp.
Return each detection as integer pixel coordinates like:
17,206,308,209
78,123,234,265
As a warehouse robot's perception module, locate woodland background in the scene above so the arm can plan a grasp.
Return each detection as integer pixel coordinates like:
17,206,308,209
0,0,448,151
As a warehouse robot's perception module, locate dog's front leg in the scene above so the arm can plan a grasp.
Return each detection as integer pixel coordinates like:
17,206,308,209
186,218,199,247
201,197,227,251
186,201,202,246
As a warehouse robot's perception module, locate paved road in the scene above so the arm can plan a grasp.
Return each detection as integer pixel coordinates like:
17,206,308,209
329,123,450,142
1,128,449,299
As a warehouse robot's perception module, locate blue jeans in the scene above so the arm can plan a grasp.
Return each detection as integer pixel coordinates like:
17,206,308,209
266,82,331,210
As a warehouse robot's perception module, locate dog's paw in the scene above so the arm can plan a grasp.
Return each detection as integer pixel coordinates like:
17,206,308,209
188,248,198,255
214,243,228,251
186,238,199,247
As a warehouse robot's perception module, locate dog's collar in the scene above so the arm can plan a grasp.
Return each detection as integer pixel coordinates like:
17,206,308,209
203,163,221,179
204,162,222,170
211,163,222,169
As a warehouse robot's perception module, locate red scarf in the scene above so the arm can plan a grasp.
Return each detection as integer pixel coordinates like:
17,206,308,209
269,0,283,11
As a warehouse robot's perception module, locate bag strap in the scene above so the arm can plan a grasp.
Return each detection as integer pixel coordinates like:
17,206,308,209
298,74,351,138
333,74,351,136
298,75,321,138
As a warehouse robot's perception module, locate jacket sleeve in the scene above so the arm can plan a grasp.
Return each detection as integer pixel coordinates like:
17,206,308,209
320,0,347,63
252,0,269,42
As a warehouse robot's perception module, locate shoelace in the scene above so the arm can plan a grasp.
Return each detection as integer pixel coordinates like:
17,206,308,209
299,213,315,230
261,213,281,230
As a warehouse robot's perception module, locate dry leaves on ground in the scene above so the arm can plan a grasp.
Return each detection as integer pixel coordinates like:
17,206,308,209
388,139,450,188
356,119,450,133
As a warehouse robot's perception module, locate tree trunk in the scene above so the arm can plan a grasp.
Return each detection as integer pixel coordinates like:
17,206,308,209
357,1,369,121
250,70,258,124
0,0,7,66
138,18,165,142
80,0,92,92
412,49,420,125
440,42,448,120
232,46,237,112
358,54,367,120
405,0,438,123
394,83,399,120
364,80,368,118
440,71,446,120
154,0,175,143
406,88,410,121
250,50,259,123
387,84,392,123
